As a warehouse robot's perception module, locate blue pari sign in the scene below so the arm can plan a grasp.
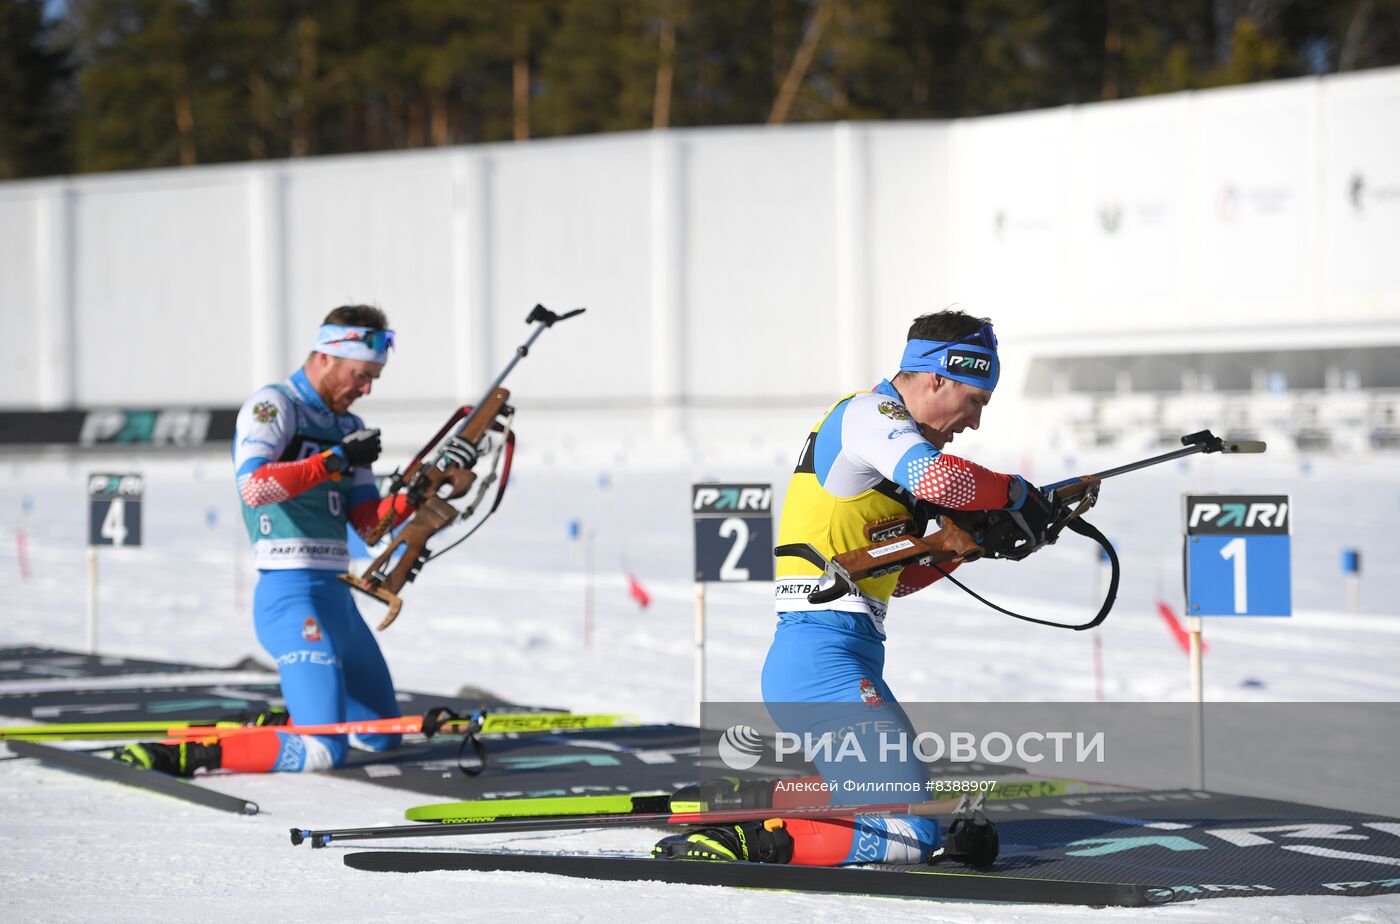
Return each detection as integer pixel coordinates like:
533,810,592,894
1183,494,1291,617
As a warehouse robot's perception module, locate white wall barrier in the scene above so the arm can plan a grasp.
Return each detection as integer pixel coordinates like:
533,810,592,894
1,67,1398,452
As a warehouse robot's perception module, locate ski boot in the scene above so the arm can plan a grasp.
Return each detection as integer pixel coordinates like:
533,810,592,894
245,708,291,727
653,818,794,863
113,741,222,777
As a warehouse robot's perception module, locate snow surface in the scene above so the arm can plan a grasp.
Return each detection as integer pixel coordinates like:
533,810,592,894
2,436,1399,923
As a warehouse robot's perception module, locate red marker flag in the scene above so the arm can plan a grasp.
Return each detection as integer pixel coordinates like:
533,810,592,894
1157,600,1206,655
16,530,30,581
627,573,652,610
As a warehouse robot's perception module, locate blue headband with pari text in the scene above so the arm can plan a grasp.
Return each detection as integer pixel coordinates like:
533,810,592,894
899,326,1000,390
312,325,395,364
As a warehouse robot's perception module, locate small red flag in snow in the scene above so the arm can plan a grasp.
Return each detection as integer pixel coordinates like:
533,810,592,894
16,530,30,581
1157,601,1206,655
627,573,651,609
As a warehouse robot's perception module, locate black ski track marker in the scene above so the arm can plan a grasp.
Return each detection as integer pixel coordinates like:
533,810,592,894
7,739,259,815
341,850,1175,907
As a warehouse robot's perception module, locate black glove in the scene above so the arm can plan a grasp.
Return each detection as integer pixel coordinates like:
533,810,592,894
335,427,382,468
1009,477,1058,549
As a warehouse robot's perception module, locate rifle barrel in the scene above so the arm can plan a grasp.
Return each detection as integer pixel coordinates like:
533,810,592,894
448,314,554,445
1082,429,1264,484
1086,442,1211,482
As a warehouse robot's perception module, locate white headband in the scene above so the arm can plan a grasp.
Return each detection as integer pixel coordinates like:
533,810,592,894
312,324,394,364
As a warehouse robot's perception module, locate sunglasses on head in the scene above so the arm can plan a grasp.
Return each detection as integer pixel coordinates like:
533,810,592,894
364,329,395,352
919,323,997,357
328,328,396,352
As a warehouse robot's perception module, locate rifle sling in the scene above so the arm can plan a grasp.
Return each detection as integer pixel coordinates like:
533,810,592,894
929,516,1119,631
776,518,1120,632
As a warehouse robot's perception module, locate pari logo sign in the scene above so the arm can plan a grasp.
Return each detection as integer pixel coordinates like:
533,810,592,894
942,349,993,379
691,483,774,582
87,473,145,498
1184,494,1291,617
80,409,212,448
1186,497,1289,534
692,485,772,514
88,471,144,547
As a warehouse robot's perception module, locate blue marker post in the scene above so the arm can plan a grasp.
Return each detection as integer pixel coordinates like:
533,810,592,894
1342,548,1361,614
567,518,582,564
584,525,595,650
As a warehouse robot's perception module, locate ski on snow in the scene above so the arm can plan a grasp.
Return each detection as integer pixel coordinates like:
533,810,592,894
341,849,1174,907
0,710,634,742
7,740,259,815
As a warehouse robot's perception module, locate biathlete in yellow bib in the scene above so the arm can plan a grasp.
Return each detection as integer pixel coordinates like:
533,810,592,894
655,308,1057,867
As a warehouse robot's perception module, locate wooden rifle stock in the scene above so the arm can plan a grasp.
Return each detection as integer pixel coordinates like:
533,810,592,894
830,514,985,583
341,388,511,629
362,405,475,546
1043,475,1098,504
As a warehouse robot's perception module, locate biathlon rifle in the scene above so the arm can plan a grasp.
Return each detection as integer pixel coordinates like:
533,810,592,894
779,430,1266,631
341,305,585,629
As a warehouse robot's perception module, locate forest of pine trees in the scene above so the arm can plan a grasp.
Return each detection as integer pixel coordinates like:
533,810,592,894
2,0,1398,180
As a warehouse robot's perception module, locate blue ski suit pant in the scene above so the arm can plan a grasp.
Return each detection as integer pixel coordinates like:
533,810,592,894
761,611,939,864
252,569,400,770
